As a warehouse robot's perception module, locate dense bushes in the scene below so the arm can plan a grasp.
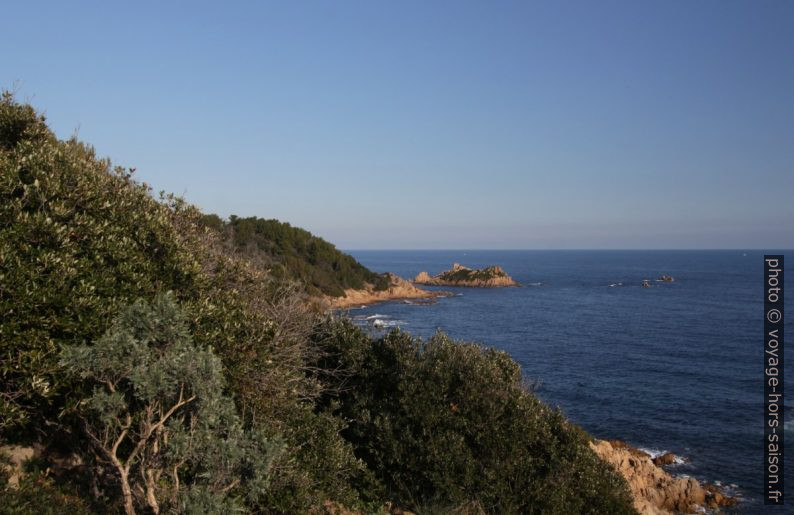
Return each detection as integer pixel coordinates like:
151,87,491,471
200,214,390,297
312,319,637,514
0,474,89,515
0,93,364,510
0,91,326,435
60,294,283,514
0,99,217,433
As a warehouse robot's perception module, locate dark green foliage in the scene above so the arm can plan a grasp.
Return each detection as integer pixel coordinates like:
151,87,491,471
312,319,637,514
200,214,390,297
60,294,283,513
197,213,224,232
1,92,201,431
439,266,508,283
0,91,289,429
0,94,365,510
0,93,52,152
257,405,372,512
0,475,89,515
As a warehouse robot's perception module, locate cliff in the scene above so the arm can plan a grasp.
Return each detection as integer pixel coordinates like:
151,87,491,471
415,263,519,287
590,439,738,514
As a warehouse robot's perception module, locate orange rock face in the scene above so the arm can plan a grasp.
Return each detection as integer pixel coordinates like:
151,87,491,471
589,439,737,514
326,273,452,309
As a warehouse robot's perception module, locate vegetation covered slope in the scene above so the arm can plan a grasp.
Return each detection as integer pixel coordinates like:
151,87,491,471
200,213,389,297
312,321,636,514
0,92,363,511
0,94,635,514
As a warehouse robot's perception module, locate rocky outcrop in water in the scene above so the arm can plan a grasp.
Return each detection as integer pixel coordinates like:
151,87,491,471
590,439,738,514
328,273,452,309
414,263,519,288
652,452,679,467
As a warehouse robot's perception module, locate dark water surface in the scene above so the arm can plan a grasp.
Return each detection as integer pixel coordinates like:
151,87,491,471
345,250,792,513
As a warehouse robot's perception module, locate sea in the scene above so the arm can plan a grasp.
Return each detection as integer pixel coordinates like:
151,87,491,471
344,250,792,513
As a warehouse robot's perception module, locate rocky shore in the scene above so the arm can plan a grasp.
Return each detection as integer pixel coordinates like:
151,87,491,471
327,273,452,309
415,263,519,288
590,439,738,514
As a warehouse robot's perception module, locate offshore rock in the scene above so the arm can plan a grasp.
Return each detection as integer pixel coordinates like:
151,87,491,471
414,263,519,288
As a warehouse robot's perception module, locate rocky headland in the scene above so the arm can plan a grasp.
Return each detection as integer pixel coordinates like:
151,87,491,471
414,263,519,288
327,273,452,309
590,439,738,514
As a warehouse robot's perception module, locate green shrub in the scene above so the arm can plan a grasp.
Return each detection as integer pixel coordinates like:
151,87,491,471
312,319,637,514
60,293,283,514
0,93,365,510
0,474,89,515
1,90,204,431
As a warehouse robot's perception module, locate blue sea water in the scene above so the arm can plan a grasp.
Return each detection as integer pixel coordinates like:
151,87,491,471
345,250,792,513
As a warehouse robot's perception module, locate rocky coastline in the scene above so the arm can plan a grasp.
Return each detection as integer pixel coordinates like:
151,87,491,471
414,263,519,288
326,265,737,515
590,439,738,514
327,273,452,309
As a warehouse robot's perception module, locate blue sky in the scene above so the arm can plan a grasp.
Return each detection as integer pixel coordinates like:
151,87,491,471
3,1,793,249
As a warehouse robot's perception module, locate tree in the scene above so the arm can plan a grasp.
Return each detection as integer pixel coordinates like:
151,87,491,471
60,293,282,514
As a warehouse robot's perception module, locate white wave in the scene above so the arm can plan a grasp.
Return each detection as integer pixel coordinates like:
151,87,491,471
373,319,406,328
638,447,666,459
636,448,686,465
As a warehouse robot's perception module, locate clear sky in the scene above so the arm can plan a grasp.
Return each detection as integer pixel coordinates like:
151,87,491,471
3,1,793,249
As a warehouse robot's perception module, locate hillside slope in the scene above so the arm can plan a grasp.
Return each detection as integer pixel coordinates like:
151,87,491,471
200,214,388,297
